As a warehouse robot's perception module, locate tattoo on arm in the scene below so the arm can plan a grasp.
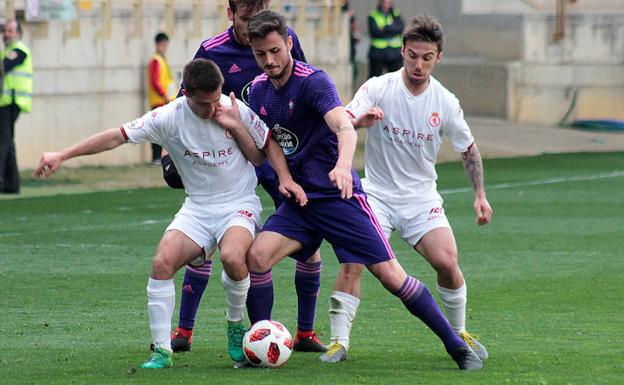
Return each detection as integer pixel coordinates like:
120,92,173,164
462,144,484,191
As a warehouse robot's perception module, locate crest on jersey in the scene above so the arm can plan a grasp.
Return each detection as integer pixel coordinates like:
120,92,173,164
272,124,299,156
241,81,253,106
127,117,144,130
288,100,295,110
428,112,441,128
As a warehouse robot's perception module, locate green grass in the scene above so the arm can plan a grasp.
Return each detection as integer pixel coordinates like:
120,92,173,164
1,152,623,385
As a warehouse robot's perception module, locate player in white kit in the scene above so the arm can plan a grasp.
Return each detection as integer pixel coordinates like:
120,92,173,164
321,15,493,363
34,59,306,369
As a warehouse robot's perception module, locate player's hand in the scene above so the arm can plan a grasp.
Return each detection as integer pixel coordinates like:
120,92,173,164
213,92,243,132
474,197,492,225
329,162,353,199
354,107,384,128
278,179,308,206
34,152,63,178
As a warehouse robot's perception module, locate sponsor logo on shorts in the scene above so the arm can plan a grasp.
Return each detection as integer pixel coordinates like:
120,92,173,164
427,207,444,221
272,125,299,156
238,210,254,218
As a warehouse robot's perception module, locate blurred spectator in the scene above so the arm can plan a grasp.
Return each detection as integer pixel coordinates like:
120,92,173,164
1,19,32,194
146,32,173,165
341,0,361,83
368,0,404,77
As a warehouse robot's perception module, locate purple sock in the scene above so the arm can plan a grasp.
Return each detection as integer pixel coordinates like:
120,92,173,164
294,261,322,331
178,261,212,330
394,276,465,353
247,270,274,325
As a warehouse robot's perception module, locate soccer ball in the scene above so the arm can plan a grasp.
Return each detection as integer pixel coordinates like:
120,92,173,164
243,320,293,368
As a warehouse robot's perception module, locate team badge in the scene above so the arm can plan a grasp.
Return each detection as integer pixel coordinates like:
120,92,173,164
241,81,253,106
127,117,144,130
272,124,299,156
288,100,295,110
429,112,441,128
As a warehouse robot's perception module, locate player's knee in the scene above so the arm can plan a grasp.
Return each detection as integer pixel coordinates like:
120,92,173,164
246,244,270,272
151,255,177,279
431,249,459,276
338,264,364,283
220,250,246,271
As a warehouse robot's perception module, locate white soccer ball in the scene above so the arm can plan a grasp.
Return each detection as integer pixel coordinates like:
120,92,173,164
243,320,293,368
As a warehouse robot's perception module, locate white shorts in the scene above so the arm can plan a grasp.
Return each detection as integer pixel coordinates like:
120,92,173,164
166,197,261,258
367,193,451,246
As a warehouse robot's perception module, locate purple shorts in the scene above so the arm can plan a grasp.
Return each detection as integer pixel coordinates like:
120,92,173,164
262,193,396,265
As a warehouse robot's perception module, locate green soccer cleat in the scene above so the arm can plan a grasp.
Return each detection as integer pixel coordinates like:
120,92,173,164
319,343,348,363
140,347,173,369
227,321,247,363
458,331,489,361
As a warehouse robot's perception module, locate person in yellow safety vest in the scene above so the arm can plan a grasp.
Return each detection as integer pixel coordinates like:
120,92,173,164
368,0,404,78
146,32,174,165
1,19,32,194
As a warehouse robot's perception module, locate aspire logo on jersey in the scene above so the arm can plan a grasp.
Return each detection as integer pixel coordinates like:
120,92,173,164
272,125,299,156
383,125,434,141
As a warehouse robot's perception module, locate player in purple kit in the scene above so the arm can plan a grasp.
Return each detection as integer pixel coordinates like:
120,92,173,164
242,10,483,370
164,0,326,354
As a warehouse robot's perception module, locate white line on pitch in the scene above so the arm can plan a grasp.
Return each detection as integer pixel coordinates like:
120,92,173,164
440,170,624,195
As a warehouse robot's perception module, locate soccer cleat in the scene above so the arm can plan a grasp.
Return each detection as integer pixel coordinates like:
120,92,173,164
294,330,327,352
171,327,193,352
140,347,173,369
319,343,347,363
227,321,247,363
449,345,483,371
458,331,489,361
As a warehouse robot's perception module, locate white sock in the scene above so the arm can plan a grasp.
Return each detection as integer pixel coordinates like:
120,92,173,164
146,277,175,352
437,283,467,333
328,291,360,351
222,271,250,323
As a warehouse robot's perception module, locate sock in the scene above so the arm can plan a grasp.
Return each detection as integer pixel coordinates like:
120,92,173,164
246,270,274,325
394,276,464,354
294,261,322,331
146,277,175,352
178,261,212,330
328,291,360,351
437,283,467,333
221,271,250,323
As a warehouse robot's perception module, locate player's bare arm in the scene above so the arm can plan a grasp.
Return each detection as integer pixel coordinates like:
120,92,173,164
214,92,265,166
34,127,126,179
325,106,357,199
264,138,307,206
461,143,493,225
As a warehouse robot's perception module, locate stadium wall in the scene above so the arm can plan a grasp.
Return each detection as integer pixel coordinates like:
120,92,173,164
6,2,352,170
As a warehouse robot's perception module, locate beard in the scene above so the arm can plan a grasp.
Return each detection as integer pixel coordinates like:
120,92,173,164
266,61,291,80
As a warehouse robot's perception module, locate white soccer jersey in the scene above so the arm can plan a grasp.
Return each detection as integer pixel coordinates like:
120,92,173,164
346,70,474,202
121,95,269,206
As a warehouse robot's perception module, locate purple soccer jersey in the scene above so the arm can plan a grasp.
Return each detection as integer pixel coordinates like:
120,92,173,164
188,26,305,104
248,60,363,197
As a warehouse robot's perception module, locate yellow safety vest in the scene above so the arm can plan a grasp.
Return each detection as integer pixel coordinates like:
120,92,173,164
0,41,33,112
370,9,403,50
147,53,173,107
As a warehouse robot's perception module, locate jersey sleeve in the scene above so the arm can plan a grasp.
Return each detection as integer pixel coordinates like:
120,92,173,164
302,71,343,117
443,95,474,153
121,106,167,145
237,99,270,149
345,77,381,120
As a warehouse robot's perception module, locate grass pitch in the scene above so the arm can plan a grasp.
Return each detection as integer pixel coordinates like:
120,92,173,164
1,152,622,385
